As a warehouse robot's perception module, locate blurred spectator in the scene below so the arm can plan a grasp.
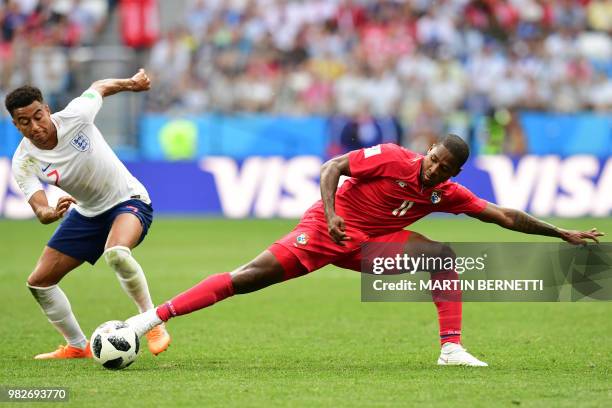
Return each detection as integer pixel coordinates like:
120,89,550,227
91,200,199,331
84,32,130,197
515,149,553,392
588,73,612,111
426,56,466,114
551,0,586,30
148,29,191,86
29,45,69,107
328,107,402,156
479,108,526,155
587,0,612,32
0,0,108,111
406,100,445,153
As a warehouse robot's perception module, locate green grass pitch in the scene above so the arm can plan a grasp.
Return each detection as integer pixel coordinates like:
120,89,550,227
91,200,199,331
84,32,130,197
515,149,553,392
0,217,611,407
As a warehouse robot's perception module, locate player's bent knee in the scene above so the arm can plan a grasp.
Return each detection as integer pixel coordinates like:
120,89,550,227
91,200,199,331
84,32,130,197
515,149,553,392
26,274,55,288
27,275,42,287
406,238,457,274
427,243,457,274
103,246,131,269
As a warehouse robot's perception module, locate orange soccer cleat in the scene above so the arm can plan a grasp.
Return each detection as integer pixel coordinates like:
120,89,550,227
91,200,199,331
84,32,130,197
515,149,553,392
34,342,92,360
145,324,171,356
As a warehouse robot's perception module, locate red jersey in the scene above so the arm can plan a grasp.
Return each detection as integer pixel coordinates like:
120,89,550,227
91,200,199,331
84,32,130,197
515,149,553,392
303,143,487,238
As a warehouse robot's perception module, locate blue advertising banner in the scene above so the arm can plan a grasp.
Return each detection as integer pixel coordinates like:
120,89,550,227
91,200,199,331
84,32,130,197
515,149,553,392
519,113,612,157
0,120,21,157
1,155,610,219
139,112,612,160
2,112,611,159
140,114,329,160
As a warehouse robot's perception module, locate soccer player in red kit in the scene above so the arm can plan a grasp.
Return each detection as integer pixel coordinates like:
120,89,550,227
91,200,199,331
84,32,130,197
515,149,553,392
126,135,603,366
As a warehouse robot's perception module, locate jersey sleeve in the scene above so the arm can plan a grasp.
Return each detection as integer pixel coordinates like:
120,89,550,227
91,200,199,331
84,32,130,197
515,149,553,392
11,148,43,202
439,184,487,215
58,88,103,125
348,143,411,179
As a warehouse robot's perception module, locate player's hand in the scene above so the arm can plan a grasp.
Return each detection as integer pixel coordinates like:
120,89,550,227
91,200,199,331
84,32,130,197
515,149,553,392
53,196,76,220
559,227,605,245
130,68,151,92
327,214,351,246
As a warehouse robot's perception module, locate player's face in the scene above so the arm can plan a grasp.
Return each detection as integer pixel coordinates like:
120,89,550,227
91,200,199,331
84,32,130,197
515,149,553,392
421,145,461,187
12,101,56,149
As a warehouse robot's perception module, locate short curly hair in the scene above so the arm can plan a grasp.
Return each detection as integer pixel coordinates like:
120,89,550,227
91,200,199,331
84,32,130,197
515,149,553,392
440,134,470,167
5,86,44,117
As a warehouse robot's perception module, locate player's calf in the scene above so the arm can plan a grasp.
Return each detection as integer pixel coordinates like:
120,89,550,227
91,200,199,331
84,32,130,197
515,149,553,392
104,246,154,313
405,235,463,345
126,272,235,337
231,250,287,294
27,283,89,355
126,250,288,337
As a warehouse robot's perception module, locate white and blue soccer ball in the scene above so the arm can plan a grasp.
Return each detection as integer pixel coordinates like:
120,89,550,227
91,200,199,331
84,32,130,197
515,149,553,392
90,321,139,370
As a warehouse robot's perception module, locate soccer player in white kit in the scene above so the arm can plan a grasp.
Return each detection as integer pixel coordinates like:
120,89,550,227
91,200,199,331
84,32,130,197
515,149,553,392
5,69,171,359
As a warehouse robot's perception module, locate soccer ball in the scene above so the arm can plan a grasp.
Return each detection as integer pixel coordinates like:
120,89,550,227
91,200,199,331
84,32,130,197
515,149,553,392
90,320,140,370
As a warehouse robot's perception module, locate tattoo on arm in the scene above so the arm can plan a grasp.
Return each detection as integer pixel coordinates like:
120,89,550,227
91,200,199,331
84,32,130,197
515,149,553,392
508,209,561,237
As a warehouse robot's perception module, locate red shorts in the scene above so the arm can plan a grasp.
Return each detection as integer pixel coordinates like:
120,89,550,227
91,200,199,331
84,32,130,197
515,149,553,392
268,220,412,280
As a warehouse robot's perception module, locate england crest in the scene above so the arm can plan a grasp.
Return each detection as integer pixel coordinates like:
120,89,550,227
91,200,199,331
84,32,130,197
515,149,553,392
70,131,90,152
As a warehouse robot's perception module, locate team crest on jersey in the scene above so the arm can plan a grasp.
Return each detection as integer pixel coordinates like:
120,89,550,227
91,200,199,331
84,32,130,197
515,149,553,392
396,180,407,188
431,191,442,204
70,131,90,152
295,233,309,246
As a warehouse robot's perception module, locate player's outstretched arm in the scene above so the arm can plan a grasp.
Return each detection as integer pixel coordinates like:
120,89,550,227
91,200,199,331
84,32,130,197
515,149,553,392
90,68,151,98
320,153,351,245
28,191,76,224
470,202,604,245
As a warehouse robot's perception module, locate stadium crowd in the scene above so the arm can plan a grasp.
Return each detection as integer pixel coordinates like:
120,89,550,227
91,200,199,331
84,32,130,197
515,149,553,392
1,0,611,153
0,0,109,110
146,0,611,153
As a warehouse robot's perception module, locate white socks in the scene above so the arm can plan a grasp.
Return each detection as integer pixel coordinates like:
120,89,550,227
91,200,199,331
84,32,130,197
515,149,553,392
104,246,154,313
126,309,163,337
27,246,154,349
28,284,87,349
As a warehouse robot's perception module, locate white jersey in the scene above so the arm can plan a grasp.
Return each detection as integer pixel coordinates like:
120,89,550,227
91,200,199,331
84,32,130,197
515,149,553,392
11,89,150,217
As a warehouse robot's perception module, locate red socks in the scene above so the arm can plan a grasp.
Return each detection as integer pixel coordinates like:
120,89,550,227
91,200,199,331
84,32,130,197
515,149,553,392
156,273,234,322
431,270,462,345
